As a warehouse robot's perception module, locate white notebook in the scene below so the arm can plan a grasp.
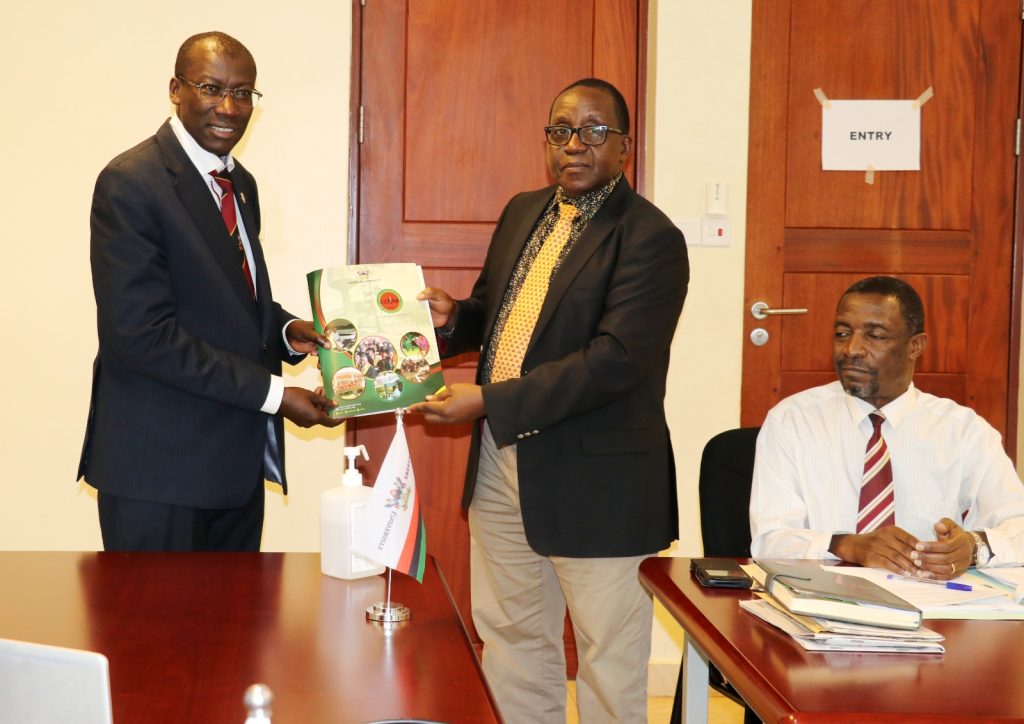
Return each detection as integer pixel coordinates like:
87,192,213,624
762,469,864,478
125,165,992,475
0,638,113,724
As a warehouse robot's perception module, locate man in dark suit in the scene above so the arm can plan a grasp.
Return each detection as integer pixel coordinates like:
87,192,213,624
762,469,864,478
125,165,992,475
78,31,341,552
412,78,688,723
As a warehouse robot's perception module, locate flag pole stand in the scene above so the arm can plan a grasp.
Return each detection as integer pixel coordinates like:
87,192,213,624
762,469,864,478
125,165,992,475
366,567,411,622
367,409,412,624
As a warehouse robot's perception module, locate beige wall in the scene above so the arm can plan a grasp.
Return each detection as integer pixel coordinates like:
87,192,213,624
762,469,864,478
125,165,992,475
0,1,351,551
0,0,754,695
646,0,752,689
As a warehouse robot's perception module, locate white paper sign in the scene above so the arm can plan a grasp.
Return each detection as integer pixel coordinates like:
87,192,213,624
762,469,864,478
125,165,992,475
821,100,920,171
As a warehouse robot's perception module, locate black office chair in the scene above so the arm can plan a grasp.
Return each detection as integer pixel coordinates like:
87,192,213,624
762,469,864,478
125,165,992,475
698,427,759,559
670,427,761,724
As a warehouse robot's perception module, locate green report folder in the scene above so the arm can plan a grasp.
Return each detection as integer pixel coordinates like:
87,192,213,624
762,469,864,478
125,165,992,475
753,560,922,630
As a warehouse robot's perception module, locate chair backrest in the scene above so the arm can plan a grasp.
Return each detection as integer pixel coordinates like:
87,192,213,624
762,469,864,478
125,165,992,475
698,427,760,558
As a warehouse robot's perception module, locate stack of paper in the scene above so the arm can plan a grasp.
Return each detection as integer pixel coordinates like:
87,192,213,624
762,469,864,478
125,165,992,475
822,565,1024,620
740,597,945,653
747,561,923,629
967,567,1024,602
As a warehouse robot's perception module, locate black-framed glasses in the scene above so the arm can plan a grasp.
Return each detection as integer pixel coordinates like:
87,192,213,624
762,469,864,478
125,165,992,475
175,76,263,108
544,125,625,147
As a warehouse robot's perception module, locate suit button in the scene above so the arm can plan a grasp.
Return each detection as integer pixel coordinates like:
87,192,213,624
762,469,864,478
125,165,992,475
532,429,539,435
262,344,269,353
517,433,524,440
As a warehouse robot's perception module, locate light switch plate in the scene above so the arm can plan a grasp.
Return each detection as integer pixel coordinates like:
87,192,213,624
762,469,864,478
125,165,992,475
702,216,730,247
675,218,702,247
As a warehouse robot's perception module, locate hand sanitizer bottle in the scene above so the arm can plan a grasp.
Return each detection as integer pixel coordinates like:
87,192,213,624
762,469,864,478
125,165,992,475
321,445,386,579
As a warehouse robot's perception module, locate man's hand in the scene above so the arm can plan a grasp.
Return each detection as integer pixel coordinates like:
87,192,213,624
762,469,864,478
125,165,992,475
829,527,923,576
417,287,458,330
407,383,484,424
286,320,329,355
912,518,975,580
279,387,343,428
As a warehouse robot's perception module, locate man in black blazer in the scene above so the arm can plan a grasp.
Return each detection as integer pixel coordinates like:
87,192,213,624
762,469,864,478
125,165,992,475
78,32,340,552
412,79,688,723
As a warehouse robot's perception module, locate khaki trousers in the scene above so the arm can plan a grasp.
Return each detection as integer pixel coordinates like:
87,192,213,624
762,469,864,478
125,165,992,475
469,423,653,724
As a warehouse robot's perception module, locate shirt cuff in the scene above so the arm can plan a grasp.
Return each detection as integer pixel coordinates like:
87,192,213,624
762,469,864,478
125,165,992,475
811,531,841,560
983,527,1010,567
282,318,301,356
261,375,285,414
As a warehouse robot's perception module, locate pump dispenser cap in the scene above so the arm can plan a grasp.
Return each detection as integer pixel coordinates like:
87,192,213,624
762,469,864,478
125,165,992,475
342,445,369,486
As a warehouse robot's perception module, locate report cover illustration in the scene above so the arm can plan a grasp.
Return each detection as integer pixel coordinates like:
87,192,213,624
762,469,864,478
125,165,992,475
307,263,445,418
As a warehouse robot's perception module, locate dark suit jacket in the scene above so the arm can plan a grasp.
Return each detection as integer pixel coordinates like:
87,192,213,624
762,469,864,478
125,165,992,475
446,179,689,557
78,120,303,509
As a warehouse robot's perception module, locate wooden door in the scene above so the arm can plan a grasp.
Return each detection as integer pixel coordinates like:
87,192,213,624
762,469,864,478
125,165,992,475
742,0,1021,438
352,0,645,658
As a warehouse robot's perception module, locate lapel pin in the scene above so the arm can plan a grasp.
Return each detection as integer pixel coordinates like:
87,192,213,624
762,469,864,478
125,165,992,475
239,192,246,204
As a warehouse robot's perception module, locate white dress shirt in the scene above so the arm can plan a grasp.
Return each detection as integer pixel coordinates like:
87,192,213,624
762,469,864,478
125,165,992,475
750,381,1024,566
168,115,294,414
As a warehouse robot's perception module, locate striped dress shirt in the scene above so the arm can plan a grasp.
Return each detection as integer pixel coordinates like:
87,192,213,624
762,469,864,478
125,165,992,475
750,381,1024,565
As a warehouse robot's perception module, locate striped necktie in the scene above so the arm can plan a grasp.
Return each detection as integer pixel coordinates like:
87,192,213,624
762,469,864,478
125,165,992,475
857,412,896,532
490,202,579,383
211,170,256,299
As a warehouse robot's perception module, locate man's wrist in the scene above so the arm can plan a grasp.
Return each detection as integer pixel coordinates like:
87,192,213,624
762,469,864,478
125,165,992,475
282,319,301,355
828,533,851,560
435,303,460,338
969,530,991,566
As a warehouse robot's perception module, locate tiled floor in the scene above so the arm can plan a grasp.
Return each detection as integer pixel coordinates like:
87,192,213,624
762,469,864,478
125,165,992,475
564,682,746,723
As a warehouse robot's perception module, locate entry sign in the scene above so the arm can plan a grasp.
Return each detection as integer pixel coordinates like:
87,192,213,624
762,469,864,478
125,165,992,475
821,100,920,171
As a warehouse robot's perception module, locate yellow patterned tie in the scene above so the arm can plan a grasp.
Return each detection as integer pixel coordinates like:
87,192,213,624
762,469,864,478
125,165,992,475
491,202,579,382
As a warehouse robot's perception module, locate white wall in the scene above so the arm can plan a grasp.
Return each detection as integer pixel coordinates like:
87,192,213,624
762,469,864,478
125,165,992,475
0,0,754,697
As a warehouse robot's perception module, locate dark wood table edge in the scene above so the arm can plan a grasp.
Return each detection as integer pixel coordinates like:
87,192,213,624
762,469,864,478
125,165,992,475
640,556,793,723
430,555,504,722
640,557,1024,724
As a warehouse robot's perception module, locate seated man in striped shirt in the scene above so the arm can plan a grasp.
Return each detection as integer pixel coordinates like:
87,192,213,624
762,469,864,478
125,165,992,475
750,276,1024,579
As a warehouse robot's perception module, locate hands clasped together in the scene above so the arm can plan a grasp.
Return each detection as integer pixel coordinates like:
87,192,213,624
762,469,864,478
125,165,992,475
831,517,974,580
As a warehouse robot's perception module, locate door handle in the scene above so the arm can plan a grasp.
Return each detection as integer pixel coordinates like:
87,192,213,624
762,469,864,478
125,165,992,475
750,301,808,320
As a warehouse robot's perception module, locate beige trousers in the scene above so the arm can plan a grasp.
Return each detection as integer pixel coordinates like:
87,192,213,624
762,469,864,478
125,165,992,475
469,423,653,724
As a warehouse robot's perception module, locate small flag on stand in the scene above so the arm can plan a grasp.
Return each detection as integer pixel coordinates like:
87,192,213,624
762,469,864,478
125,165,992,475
352,416,427,582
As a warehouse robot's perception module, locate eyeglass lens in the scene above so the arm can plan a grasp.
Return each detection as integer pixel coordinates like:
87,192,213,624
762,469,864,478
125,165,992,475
545,126,609,146
199,85,259,107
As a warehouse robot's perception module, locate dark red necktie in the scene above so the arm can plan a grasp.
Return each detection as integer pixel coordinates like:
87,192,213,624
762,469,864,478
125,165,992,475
857,412,896,532
211,170,256,299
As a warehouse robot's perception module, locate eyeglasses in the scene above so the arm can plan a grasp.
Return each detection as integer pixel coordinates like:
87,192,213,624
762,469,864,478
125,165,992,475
544,125,625,147
175,76,263,108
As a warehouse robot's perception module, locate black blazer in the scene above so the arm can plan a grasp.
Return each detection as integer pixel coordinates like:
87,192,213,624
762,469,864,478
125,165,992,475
78,120,303,508
447,179,689,557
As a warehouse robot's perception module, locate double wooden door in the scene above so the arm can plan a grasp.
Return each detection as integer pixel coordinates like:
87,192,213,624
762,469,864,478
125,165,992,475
351,0,645,656
742,0,1023,438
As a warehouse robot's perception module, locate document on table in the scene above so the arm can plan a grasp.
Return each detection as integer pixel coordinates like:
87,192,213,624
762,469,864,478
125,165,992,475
967,567,1024,602
822,565,1024,620
740,599,945,653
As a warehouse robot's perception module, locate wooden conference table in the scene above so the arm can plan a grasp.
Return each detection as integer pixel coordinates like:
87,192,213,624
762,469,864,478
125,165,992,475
640,556,1024,723
0,551,500,723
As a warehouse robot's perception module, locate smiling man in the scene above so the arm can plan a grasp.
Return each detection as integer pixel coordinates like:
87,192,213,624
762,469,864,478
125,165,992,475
410,79,688,723
79,32,341,552
750,276,1024,577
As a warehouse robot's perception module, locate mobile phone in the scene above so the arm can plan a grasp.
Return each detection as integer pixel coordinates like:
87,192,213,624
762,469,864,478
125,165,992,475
690,558,752,588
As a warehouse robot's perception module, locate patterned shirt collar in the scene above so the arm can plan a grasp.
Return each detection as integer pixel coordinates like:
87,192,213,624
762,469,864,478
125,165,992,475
552,172,622,219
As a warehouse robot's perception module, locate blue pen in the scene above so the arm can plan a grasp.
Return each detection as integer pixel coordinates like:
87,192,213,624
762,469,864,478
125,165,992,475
886,573,972,591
